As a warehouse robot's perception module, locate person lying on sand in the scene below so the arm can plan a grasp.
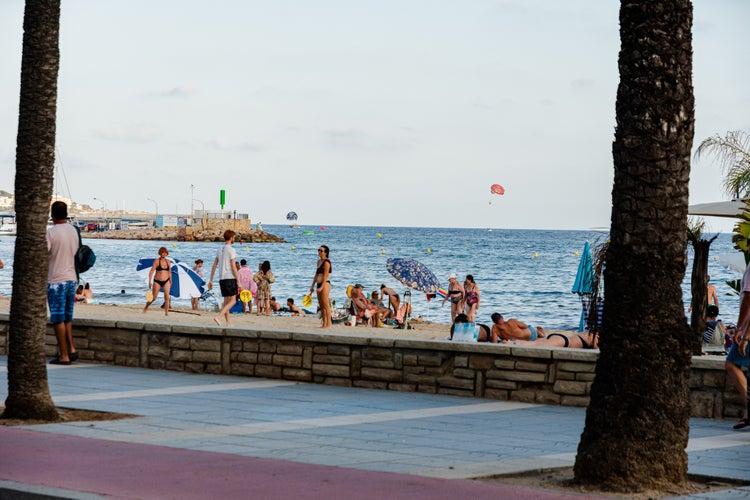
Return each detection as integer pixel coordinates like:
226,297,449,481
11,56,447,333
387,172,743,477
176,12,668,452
490,312,546,342
504,331,598,349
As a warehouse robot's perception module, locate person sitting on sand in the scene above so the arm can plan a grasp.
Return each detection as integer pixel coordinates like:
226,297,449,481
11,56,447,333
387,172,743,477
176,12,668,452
83,282,94,301
380,285,400,316
75,284,87,303
286,298,306,315
350,284,390,325
490,312,546,342
503,331,598,349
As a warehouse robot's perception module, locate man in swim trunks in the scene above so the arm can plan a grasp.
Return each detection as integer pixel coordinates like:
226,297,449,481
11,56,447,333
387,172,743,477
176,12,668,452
490,312,546,343
208,229,241,326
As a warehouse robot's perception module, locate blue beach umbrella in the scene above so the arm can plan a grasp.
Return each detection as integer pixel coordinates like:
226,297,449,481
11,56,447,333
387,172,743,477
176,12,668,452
136,257,206,299
386,258,441,294
572,242,595,331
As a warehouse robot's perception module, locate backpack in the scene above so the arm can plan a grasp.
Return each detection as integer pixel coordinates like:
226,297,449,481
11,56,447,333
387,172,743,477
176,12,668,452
74,226,96,276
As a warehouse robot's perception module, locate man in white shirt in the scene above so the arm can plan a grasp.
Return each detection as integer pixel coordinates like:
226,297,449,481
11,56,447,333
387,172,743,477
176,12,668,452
46,201,79,364
208,229,241,326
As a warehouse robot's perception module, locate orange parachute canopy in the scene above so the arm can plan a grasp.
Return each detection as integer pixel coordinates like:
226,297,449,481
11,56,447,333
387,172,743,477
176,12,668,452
490,183,505,195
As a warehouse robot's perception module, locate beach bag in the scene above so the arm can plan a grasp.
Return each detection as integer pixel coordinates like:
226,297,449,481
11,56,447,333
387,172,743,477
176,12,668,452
703,320,726,352
452,322,479,342
74,226,96,275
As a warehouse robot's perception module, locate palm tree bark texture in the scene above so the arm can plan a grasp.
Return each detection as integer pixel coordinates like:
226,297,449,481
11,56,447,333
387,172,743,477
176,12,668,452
2,0,62,421
574,0,695,492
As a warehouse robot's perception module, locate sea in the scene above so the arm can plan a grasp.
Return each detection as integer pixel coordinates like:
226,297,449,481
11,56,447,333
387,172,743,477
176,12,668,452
0,225,743,330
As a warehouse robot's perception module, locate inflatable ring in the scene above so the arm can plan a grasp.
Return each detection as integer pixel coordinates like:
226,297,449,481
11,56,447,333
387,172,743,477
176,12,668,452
240,290,253,303
346,285,353,298
145,290,153,302
302,294,313,307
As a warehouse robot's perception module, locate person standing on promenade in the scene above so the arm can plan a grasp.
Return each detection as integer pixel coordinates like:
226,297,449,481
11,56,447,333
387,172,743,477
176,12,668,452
310,245,332,328
253,260,275,315
46,201,79,365
441,273,464,323
380,285,400,317
238,259,256,314
463,275,480,323
143,246,172,316
731,241,750,430
190,259,203,310
208,230,241,326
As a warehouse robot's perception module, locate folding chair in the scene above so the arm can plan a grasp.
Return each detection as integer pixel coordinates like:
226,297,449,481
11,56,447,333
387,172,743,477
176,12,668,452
199,290,220,312
395,290,413,330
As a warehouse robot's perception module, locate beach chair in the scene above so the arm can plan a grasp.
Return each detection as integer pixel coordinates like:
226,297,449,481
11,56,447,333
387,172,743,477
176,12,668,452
199,290,220,312
395,290,413,330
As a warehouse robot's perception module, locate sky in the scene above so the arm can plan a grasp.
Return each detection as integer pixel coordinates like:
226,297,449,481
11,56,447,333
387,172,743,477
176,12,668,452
1,0,748,230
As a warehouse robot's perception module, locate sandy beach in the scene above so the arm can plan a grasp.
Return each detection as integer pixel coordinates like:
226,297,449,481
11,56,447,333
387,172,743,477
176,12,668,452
0,298,455,340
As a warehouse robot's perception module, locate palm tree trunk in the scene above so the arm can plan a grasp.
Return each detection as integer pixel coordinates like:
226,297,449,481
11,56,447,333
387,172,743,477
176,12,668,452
2,0,61,421
574,0,695,491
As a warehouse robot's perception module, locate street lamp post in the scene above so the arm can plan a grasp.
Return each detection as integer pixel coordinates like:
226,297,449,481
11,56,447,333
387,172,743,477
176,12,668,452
146,198,158,227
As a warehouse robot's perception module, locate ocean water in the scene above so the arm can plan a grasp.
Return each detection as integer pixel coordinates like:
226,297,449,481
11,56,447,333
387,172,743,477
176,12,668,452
0,225,743,329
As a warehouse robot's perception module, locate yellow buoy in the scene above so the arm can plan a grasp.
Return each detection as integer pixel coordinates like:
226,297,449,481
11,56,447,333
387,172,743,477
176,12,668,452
377,233,382,238
426,248,431,253
291,245,296,250
381,249,385,254
246,246,249,251
574,251,579,256
533,252,539,258
465,243,469,247
172,243,177,247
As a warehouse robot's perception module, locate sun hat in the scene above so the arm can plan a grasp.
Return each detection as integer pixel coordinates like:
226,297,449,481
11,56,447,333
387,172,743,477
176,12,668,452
449,273,456,280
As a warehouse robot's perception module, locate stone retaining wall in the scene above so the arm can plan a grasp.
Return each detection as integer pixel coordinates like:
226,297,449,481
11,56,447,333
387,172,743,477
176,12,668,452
0,316,743,420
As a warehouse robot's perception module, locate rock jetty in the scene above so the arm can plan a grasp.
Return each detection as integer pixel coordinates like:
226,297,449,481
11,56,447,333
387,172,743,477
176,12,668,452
83,227,285,243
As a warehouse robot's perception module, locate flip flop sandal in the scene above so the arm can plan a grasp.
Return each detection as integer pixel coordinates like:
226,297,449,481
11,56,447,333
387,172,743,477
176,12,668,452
49,357,71,366
733,418,750,430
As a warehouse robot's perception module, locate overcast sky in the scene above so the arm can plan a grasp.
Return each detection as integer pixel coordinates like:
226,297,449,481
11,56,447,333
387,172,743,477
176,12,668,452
1,1,748,230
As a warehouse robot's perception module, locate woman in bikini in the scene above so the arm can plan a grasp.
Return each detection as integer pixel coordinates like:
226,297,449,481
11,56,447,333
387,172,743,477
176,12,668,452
463,275,480,323
505,331,598,349
144,246,171,316
310,245,332,328
441,273,465,322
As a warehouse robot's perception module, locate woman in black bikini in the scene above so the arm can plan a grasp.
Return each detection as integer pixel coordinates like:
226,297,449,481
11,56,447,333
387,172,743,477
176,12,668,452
310,245,332,328
506,332,598,349
441,273,465,322
144,246,171,316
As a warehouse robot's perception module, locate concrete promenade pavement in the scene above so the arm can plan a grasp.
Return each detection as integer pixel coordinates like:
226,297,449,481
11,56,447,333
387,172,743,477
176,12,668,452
1,358,749,499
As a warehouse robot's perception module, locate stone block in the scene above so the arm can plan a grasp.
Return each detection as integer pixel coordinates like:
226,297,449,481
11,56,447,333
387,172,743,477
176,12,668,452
468,355,494,370
191,338,221,352
277,344,304,356
388,383,417,392
556,371,576,381
515,360,549,372
282,368,312,381
321,377,352,387
488,370,546,383
493,358,516,369
553,380,589,396
453,355,469,368
148,358,167,370
702,371,726,389
405,373,436,385
486,379,518,390
535,390,561,405
324,345,351,356
115,356,138,367
312,354,350,365
273,354,302,368
437,386,474,397
360,367,402,382
436,375,474,390
416,385,437,394
690,391,716,418
165,361,186,371
256,364,283,378
258,353,273,364
172,350,193,362
194,351,221,364
169,336,191,349
147,345,170,358
576,373,596,382
313,364,350,377
361,359,395,369
418,354,445,367
484,388,510,401
259,342,276,353
236,352,258,364
452,368,477,380
242,341,259,352
303,346,313,369
204,364,222,375
231,364,255,376
509,389,537,403
362,347,393,360
403,354,419,366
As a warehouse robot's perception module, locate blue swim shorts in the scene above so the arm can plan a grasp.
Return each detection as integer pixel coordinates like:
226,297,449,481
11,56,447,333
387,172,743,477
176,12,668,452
47,281,77,324
726,342,750,369
527,324,537,341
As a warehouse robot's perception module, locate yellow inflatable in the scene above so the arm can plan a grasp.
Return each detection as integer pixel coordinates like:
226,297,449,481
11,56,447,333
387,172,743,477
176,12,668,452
302,294,313,307
346,285,353,298
240,290,253,303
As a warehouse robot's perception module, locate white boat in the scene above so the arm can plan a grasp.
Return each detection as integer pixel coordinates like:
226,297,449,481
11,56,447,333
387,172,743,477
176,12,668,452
0,213,16,235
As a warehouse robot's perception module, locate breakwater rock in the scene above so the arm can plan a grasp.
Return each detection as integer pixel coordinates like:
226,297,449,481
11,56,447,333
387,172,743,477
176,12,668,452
83,228,285,243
